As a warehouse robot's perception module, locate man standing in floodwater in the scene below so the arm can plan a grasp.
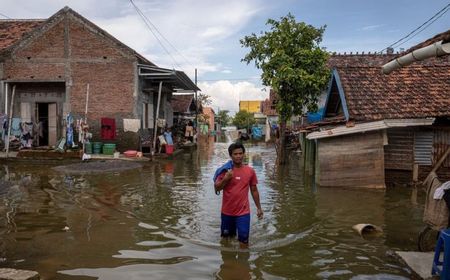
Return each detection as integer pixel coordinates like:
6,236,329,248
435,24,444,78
214,142,263,248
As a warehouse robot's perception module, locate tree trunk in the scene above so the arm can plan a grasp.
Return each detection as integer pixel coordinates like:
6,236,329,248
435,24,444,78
277,121,287,165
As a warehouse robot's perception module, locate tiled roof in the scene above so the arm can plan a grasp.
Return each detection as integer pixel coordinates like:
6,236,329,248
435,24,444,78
0,19,45,52
336,63,450,121
404,29,450,54
328,53,396,68
328,52,449,69
171,94,194,113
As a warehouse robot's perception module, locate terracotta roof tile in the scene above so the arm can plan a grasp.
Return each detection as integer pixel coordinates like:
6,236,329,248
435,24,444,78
404,29,450,54
336,64,450,121
171,94,194,113
328,53,448,68
0,19,45,52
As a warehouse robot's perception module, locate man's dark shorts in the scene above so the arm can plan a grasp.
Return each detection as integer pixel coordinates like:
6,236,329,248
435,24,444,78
221,213,250,244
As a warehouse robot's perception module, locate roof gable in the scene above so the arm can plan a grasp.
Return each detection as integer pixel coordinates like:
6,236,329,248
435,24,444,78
323,69,349,121
172,94,195,113
0,6,154,65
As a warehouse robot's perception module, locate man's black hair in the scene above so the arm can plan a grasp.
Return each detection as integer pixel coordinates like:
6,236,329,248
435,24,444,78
228,142,245,156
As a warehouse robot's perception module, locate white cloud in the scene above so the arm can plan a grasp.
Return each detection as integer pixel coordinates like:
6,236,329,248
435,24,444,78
1,0,264,78
199,81,269,114
358,24,385,31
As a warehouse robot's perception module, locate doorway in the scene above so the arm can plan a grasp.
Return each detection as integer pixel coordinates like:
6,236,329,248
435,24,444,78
36,103,57,146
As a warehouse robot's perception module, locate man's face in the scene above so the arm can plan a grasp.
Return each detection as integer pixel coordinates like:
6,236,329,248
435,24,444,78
231,148,244,164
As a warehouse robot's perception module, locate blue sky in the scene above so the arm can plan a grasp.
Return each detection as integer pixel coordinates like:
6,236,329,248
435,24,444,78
1,0,449,113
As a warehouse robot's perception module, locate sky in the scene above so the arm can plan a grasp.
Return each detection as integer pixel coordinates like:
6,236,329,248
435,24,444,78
0,0,449,115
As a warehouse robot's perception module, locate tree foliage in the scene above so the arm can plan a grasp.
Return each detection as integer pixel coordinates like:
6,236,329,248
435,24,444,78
232,110,256,129
216,110,231,126
240,13,330,123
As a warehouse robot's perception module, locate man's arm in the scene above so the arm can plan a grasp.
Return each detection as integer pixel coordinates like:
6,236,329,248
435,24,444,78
250,184,263,219
214,170,233,193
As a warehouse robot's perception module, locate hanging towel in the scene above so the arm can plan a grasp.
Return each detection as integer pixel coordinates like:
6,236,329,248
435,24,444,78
11,118,22,136
123,119,140,132
101,118,116,140
213,160,233,182
164,131,173,145
434,181,450,200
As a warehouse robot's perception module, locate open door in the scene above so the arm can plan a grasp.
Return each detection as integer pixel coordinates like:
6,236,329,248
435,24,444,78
48,103,57,146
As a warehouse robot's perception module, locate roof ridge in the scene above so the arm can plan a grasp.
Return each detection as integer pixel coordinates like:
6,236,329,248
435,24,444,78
330,52,397,56
336,63,450,69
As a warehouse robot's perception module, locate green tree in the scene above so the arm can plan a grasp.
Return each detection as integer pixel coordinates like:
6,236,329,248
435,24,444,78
232,110,256,130
197,92,212,107
216,110,231,127
240,13,329,164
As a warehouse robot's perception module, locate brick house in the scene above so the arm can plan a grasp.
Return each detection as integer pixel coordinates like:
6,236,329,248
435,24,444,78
202,107,215,133
0,6,198,152
303,30,450,188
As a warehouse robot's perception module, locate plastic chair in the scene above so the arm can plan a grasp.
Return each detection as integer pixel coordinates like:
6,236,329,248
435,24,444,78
432,229,450,279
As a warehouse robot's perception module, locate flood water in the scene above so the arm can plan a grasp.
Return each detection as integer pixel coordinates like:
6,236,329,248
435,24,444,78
0,140,426,279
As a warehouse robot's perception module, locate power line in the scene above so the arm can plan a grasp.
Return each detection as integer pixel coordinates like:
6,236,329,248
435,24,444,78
129,0,195,71
198,77,262,82
0,11,12,19
129,0,181,69
380,2,450,53
129,2,194,68
392,5,450,49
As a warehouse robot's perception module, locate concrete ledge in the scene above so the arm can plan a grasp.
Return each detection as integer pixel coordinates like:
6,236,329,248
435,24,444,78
395,251,439,280
0,268,40,280
17,149,81,159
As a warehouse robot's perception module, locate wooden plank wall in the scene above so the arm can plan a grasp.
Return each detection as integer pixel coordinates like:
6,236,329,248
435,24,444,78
317,130,385,188
433,128,450,168
384,128,414,170
418,127,450,181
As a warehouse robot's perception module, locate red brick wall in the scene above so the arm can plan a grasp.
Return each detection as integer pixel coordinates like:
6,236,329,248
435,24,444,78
4,62,65,80
15,20,65,59
70,62,134,119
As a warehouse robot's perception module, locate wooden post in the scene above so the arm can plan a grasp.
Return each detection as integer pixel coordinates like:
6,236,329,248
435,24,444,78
412,163,419,182
152,81,163,155
81,84,89,158
84,83,89,119
314,139,319,186
5,85,16,158
4,83,8,115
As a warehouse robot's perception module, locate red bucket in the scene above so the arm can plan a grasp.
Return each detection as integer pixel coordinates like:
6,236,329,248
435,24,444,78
166,144,174,155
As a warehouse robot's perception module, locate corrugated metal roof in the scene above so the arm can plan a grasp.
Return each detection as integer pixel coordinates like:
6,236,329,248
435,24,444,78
307,118,435,140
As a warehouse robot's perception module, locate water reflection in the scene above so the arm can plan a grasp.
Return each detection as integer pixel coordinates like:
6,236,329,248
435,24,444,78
216,250,251,280
0,142,426,279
